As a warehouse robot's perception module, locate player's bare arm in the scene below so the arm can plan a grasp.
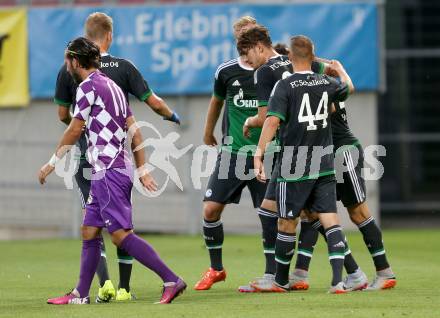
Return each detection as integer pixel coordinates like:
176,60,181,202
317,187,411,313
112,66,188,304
127,115,158,192
243,106,267,138
203,95,224,146
254,115,279,182
57,105,72,125
328,60,355,94
145,93,180,125
38,117,85,184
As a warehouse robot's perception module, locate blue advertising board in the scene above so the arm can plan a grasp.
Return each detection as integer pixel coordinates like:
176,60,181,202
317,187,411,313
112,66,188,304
28,3,378,98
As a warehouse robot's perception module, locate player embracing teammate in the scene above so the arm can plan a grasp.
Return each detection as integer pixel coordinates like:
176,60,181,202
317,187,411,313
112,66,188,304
237,28,396,292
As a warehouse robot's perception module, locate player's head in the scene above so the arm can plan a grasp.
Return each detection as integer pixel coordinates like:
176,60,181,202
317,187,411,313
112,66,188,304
289,35,315,65
232,16,257,41
236,25,272,69
65,37,101,83
274,43,290,56
85,12,113,50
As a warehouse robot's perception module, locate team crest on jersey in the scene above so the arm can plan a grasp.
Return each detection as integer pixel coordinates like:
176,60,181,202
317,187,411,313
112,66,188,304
87,193,93,205
233,88,258,108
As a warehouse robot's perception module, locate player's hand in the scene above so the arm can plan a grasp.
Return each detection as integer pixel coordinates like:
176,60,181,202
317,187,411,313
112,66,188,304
164,111,181,125
327,60,344,74
243,118,251,139
140,173,158,192
203,134,218,146
254,156,266,183
38,163,55,185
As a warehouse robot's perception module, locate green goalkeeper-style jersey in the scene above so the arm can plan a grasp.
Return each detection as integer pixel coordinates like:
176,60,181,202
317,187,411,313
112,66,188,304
213,57,261,156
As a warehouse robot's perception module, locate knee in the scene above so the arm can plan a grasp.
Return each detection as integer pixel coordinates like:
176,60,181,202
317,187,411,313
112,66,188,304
110,229,132,247
110,235,122,247
278,218,297,234
203,202,223,221
347,203,370,225
81,225,98,240
261,199,277,213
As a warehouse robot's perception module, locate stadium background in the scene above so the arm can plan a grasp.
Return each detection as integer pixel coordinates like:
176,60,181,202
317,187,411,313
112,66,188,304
0,0,438,240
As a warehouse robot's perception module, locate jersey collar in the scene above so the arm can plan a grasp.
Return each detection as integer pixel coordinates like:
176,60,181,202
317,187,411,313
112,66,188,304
295,71,314,74
101,52,109,57
237,56,254,71
269,53,281,60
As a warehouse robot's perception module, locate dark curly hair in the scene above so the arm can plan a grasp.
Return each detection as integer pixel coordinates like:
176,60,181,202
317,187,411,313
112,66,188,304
65,37,101,69
273,43,289,55
236,25,272,56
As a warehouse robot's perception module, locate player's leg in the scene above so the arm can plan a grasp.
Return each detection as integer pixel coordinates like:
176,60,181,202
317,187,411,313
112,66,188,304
312,175,349,293
194,201,228,290
103,169,185,304
47,226,103,305
339,146,396,290
238,167,277,292
47,178,106,305
297,211,367,291
348,202,396,290
115,247,134,300
258,198,278,276
195,152,245,290
290,212,318,290
76,160,115,302
251,181,309,292
112,229,185,304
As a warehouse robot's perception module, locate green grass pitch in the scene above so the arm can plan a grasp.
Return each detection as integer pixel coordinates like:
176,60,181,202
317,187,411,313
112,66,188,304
0,229,439,318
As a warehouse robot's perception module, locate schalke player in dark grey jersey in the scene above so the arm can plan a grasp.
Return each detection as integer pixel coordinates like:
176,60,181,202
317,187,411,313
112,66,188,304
252,35,355,293
290,102,397,291
54,12,180,302
237,26,368,292
195,16,276,292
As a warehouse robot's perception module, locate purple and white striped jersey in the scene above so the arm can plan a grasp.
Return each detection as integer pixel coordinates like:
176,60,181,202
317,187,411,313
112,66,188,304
73,70,132,172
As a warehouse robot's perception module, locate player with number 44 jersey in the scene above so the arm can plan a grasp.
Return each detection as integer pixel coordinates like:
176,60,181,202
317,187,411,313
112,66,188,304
253,35,355,293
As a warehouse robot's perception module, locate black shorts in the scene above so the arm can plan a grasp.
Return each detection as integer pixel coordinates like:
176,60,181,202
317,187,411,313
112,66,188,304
276,175,337,219
203,151,267,208
263,152,279,202
335,144,367,207
75,158,92,209
264,169,277,201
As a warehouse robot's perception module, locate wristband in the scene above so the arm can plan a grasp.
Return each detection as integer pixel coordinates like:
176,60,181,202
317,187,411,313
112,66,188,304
48,154,60,167
136,167,148,178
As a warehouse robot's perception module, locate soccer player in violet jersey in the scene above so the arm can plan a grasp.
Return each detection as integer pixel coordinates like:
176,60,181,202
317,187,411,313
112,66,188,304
252,35,355,293
54,12,181,302
237,26,368,291
39,37,186,305
194,16,277,292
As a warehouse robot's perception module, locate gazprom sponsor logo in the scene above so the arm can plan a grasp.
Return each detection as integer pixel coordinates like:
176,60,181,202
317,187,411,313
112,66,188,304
233,88,258,108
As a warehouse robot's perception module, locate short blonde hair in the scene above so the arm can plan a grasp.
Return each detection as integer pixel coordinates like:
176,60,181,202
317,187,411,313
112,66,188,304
85,12,113,41
233,16,257,33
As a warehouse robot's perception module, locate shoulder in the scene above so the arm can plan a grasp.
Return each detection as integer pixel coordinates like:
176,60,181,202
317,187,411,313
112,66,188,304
321,74,340,87
254,64,273,83
107,55,138,69
215,58,238,80
78,76,95,94
271,78,290,96
57,63,68,75
56,64,71,81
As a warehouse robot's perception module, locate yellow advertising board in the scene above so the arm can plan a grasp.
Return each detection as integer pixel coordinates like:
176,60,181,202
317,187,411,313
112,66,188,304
0,9,29,107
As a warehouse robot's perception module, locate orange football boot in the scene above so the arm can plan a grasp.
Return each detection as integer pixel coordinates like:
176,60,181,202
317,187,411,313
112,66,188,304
194,268,227,290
